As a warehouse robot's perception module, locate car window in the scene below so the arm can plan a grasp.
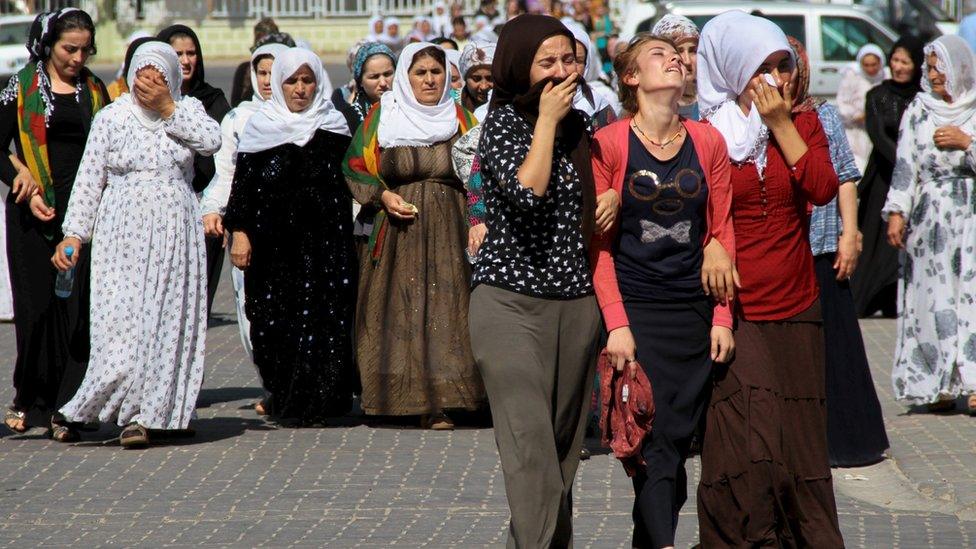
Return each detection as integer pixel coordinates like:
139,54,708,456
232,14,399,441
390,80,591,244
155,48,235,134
821,16,894,61
687,14,805,44
0,22,30,47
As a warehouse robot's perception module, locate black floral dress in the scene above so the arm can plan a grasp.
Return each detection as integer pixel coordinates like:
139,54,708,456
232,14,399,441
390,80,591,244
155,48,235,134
224,129,357,423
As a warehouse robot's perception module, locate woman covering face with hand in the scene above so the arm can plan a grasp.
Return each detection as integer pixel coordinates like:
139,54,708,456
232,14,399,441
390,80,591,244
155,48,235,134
467,15,601,546
223,48,357,425
53,41,221,449
883,35,976,414
343,43,484,431
695,11,843,547
589,34,735,548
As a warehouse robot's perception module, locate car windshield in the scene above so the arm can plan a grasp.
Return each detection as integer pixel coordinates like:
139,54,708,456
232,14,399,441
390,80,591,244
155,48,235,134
0,22,30,47
685,13,806,44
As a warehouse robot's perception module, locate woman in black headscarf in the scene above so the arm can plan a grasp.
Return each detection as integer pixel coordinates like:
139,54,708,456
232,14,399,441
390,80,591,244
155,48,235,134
158,25,231,319
0,8,108,440
467,15,601,546
851,36,925,318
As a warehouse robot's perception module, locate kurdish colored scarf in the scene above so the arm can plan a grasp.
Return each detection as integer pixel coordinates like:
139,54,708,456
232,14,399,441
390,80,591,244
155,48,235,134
342,102,477,263
16,61,107,212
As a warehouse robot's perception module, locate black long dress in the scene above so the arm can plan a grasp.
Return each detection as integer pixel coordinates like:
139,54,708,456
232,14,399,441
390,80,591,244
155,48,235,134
0,86,105,428
223,129,356,424
851,81,918,318
158,25,232,319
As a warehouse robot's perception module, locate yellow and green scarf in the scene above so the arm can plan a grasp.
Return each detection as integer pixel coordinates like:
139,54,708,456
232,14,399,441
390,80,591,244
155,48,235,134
343,102,478,264
16,61,107,212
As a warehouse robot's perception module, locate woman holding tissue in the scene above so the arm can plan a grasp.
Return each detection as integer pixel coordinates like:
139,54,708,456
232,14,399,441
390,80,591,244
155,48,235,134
694,12,843,546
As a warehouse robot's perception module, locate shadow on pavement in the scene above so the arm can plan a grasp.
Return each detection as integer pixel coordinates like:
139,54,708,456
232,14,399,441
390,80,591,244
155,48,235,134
197,386,266,408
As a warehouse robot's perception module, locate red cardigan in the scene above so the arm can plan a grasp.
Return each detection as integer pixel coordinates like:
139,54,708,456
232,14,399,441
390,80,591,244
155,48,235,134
589,118,735,331
723,111,838,320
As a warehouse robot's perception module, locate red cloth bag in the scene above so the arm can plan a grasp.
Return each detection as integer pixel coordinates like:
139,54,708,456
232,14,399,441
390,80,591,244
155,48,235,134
598,349,655,477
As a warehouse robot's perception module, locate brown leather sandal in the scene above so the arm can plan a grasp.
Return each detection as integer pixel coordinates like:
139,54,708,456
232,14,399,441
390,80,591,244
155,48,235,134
120,423,149,448
50,422,80,443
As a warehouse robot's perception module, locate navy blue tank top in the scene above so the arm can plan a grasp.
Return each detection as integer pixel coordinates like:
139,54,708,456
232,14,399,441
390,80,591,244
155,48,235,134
614,128,708,301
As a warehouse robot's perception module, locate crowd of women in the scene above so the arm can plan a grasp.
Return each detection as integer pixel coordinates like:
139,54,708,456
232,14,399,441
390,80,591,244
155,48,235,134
1,2,975,547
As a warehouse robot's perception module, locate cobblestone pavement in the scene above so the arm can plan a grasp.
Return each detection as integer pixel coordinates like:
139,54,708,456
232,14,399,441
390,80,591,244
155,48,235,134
1,266,975,548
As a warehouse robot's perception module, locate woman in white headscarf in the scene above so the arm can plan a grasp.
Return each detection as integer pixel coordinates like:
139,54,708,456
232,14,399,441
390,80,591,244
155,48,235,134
343,42,484,430
378,17,404,52
694,11,844,546
431,1,452,38
222,48,356,426
198,42,287,394
567,22,620,124
652,13,701,120
53,41,221,448
366,14,384,42
884,35,976,414
445,47,464,101
837,43,888,170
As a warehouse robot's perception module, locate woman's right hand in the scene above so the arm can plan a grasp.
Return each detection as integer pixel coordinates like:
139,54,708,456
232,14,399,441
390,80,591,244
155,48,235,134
381,190,417,221
468,223,487,256
51,237,81,271
701,239,740,304
11,167,38,204
230,231,252,269
538,72,578,125
887,212,906,249
203,213,224,238
606,326,638,380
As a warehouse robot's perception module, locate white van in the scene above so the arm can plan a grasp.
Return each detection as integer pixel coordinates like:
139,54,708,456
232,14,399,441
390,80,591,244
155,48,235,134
620,1,900,97
0,15,33,81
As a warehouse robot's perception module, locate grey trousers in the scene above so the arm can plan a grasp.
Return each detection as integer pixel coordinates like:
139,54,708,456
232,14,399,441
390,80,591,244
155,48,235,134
469,285,601,549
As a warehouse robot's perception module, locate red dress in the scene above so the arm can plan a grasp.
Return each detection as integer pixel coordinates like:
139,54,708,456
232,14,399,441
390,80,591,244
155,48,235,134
697,112,846,548
729,111,838,320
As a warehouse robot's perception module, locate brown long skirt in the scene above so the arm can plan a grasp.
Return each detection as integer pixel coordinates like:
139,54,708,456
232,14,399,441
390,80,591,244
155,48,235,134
353,141,485,416
697,302,844,548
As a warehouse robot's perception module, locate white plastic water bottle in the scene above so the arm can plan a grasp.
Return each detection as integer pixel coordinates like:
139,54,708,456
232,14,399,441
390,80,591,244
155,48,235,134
54,246,74,299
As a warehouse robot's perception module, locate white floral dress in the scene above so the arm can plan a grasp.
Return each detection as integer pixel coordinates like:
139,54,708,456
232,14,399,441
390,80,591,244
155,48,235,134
883,97,976,404
59,95,221,429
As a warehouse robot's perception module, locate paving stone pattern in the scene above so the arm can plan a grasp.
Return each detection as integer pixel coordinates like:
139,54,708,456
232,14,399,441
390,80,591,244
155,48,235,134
1,265,975,547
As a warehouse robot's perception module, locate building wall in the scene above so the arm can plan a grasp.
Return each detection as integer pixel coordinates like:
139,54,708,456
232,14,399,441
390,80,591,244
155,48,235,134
94,18,370,63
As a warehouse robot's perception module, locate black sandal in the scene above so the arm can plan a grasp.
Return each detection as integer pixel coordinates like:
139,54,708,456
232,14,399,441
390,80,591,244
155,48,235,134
50,422,80,443
4,408,27,433
120,423,148,448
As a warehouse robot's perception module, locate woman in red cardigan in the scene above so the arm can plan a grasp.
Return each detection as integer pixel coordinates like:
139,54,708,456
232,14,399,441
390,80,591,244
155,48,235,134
590,34,735,548
695,12,843,547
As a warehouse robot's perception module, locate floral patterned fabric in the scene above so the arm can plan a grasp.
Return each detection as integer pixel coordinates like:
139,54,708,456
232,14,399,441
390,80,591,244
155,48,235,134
883,96,976,403
59,96,221,429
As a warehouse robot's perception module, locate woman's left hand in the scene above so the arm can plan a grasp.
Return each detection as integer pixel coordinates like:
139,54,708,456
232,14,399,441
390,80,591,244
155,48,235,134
834,231,862,280
933,126,972,151
133,70,176,118
750,77,793,130
710,326,734,363
595,188,619,234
